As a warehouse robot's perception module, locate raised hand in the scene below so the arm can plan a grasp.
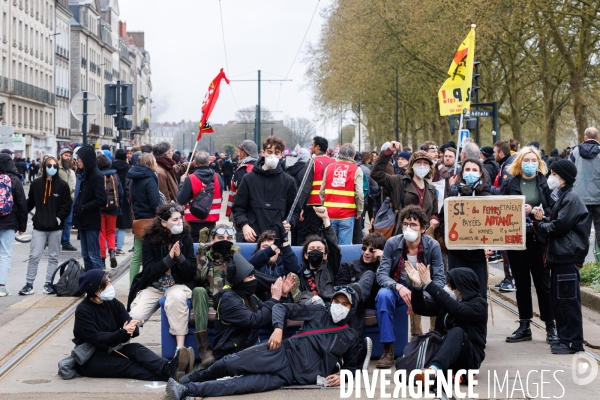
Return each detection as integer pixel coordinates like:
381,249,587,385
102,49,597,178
417,263,431,285
405,261,421,286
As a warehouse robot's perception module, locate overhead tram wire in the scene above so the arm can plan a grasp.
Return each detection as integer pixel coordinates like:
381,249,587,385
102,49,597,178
274,0,321,113
218,0,241,112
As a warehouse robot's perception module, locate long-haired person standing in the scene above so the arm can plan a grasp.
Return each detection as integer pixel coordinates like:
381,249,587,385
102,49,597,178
500,146,557,344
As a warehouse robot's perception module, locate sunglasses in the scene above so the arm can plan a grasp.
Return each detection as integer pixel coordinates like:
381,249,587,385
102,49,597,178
214,227,235,236
46,164,57,169
333,285,356,295
361,246,377,253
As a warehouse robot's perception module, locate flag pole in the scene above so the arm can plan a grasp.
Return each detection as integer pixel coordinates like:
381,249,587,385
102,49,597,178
286,154,315,224
452,108,468,177
184,138,201,176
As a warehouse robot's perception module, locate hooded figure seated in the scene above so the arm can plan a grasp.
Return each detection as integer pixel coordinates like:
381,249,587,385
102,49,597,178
405,263,488,380
212,252,295,360
166,287,365,400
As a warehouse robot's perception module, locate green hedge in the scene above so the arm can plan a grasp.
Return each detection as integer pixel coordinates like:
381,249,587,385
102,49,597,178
581,262,600,292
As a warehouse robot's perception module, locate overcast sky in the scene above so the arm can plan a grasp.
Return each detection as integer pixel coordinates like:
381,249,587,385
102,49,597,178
119,0,339,136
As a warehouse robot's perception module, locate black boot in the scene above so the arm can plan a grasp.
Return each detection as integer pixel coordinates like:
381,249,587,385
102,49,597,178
163,353,180,380
506,319,532,342
545,320,559,344
166,378,189,400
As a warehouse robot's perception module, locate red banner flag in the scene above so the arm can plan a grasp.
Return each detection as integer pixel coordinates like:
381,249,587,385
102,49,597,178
198,68,230,140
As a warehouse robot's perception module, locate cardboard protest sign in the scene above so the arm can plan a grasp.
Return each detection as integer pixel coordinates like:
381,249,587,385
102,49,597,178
444,196,526,250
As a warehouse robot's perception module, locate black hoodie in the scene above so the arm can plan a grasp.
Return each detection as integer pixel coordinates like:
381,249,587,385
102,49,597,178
411,268,487,366
0,154,27,232
73,145,107,230
231,156,300,236
271,290,360,384
27,163,72,231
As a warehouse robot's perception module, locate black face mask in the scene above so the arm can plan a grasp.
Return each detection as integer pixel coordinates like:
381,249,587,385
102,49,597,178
307,250,325,268
234,280,257,298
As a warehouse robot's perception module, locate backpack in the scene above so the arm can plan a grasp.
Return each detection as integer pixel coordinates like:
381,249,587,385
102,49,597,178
51,259,84,297
189,174,216,219
395,331,444,372
371,197,397,239
0,174,14,216
102,174,119,211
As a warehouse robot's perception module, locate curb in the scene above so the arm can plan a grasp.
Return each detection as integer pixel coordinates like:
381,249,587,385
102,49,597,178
581,286,600,314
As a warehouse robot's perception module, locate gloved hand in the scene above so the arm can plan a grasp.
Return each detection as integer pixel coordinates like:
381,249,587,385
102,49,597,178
276,221,289,246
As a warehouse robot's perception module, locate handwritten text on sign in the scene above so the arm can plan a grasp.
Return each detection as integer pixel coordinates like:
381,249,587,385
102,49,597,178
444,196,526,250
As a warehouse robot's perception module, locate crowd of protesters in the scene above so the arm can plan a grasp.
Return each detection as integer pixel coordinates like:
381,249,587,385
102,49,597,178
0,128,594,398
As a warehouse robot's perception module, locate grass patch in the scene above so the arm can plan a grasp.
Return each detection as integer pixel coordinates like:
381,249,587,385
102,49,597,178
581,262,600,292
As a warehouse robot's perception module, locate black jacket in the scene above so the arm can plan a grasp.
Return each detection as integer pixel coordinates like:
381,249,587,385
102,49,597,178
127,233,197,309
286,160,307,189
220,160,234,176
271,291,361,384
232,157,300,234
298,224,341,302
15,159,27,175
112,160,132,229
0,154,27,232
212,289,281,360
482,156,499,182
533,185,592,265
73,146,107,230
248,244,302,277
335,256,380,306
411,267,487,366
127,164,160,220
176,166,225,207
27,172,72,231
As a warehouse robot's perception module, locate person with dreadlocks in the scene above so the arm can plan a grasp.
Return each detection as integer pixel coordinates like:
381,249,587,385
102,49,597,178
211,252,295,360
18,156,72,295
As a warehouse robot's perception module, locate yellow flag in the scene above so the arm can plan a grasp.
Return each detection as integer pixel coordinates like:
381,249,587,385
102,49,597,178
438,26,476,116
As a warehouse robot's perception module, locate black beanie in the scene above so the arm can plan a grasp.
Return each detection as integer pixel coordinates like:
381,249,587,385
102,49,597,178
78,270,105,297
115,149,127,161
226,252,255,287
552,159,577,184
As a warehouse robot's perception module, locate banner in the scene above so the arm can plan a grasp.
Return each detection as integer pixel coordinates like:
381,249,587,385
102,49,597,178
438,26,476,116
431,180,446,213
198,68,230,140
444,196,526,250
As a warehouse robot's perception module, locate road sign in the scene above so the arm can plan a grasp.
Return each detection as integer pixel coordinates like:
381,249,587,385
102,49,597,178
459,129,470,147
70,91,102,122
471,110,493,118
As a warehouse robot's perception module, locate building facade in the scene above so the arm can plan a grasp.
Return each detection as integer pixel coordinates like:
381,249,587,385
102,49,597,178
0,0,57,159
55,0,71,151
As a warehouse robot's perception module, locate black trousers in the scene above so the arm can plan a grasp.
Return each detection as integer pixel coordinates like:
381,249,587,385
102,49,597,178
189,221,216,243
550,263,584,351
430,327,482,372
586,205,600,248
185,343,295,397
223,174,232,189
352,208,367,244
347,270,376,338
448,250,488,298
76,343,167,381
507,236,554,321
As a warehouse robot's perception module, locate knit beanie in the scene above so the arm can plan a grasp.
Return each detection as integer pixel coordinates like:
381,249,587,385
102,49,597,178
551,159,577,184
398,151,411,161
115,149,127,161
78,270,105,297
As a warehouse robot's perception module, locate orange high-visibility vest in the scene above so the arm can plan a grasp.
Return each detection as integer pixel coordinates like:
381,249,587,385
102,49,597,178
307,155,335,206
184,173,222,223
323,160,359,219
226,163,253,217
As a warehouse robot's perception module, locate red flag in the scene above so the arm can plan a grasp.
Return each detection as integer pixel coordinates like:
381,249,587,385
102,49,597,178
198,68,230,140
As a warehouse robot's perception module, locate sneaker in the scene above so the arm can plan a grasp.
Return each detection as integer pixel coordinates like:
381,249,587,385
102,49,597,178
128,247,134,253
0,285,9,297
62,243,78,252
18,283,34,295
43,282,55,295
499,278,516,292
109,249,117,268
551,342,579,355
361,337,373,370
115,249,125,256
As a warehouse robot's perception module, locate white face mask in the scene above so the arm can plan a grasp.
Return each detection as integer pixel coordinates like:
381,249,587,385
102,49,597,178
413,165,430,179
170,223,184,235
443,285,458,301
265,155,279,169
100,285,116,301
331,303,350,323
547,175,561,190
403,227,419,243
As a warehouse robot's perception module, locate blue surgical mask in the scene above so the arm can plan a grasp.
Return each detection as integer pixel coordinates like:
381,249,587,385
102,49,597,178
463,171,480,185
46,166,57,176
522,161,538,176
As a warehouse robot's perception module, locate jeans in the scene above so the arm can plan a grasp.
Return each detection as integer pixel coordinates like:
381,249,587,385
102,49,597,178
116,228,126,251
331,217,354,245
0,229,15,285
376,286,407,343
26,230,61,284
80,229,102,271
61,205,74,246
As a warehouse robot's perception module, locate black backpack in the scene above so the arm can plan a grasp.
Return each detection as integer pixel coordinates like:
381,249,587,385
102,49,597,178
189,174,216,219
51,259,84,297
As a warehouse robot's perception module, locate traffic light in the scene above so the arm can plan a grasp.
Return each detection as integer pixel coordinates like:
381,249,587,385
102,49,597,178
120,84,133,115
104,83,118,115
114,115,132,130
448,115,458,135
471,61,481,103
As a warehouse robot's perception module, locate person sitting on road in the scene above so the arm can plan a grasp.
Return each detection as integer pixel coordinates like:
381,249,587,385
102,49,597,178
405,264,487,381
166,287,364,399
375,205,445,369
298,206,342,305
212,252,294,360
127,203,197,379
70,270,184,381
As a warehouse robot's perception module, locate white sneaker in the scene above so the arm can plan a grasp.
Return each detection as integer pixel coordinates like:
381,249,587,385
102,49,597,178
0,286,9,297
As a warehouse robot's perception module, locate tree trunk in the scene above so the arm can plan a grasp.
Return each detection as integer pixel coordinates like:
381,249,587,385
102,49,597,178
570,70,587,143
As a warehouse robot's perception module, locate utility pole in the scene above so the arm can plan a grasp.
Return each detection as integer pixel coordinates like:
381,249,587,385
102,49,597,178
257,70,261,144
82,91,88,146
395,68,399,143
339,103,343,145
358,101,361,152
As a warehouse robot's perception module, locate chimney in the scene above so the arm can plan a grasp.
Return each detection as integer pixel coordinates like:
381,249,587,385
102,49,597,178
129,35,134,46
119,21,127,40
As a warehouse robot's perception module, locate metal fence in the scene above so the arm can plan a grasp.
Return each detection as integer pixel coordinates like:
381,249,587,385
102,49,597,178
0,77,56,105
